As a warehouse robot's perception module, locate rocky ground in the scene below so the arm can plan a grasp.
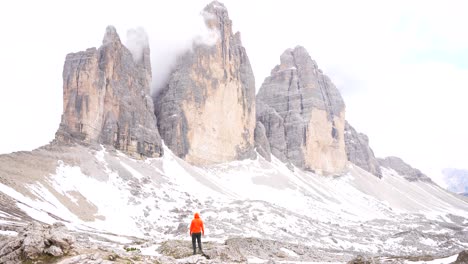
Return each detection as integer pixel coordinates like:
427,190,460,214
1,222,467,264
1,145,467,264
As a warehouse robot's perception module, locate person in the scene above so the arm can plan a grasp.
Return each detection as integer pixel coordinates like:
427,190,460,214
189,212,204,255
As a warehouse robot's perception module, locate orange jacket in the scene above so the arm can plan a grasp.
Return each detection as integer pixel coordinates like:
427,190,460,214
190,212,204,235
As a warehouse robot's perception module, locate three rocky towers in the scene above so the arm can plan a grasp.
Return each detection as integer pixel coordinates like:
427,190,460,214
55,1,381,177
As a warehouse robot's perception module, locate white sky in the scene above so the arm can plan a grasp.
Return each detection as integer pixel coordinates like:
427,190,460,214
0,0,466,184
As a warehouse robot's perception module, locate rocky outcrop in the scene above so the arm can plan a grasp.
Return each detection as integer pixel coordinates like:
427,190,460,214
0,222,75,264
55,26,162,158
256,46,347,175
346,255,373,264
344,122,382,178
378,157,432,182
455,250,468,264
154,1,256,165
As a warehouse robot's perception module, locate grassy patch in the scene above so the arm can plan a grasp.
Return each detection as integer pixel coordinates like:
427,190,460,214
124,246,141,253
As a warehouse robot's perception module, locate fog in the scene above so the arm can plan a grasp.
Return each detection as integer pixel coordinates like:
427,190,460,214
0,0,467,186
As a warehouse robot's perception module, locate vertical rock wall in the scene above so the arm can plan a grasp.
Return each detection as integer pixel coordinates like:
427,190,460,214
257,46,347,175
155,1,256,165
56,26,162,158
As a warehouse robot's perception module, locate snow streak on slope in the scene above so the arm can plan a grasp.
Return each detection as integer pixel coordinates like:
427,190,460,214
0,144,467,258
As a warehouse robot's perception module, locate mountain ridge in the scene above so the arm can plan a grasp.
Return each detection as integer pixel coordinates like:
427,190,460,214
0,1,466,263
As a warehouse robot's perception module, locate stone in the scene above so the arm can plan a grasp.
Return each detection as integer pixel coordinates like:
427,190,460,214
344,121,382,178
0,222,75,263
455,250,468,264
49,223,75,254
347,255,372,264
22,229,46,259
257,46,347,175
157,239,246,263
44,245,63,256
254,122,271,161
155,1,256,165
378,156,432,182
55,25,163,158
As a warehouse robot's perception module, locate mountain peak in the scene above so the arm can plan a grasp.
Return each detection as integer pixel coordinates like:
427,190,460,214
56,26,162,158
102,25,121,45
203,1,231,32
154,0,255,165
204,1,227,12
257,46,347,175
278,46,315,71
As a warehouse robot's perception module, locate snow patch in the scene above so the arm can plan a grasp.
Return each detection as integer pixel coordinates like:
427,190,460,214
406,254,458,264
280,247,299,257
0,230,18,236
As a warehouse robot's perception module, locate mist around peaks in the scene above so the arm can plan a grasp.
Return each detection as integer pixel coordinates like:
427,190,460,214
125,27,149,63
147,6,221,96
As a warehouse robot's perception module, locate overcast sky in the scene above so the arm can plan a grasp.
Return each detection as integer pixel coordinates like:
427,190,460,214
0,0,466,185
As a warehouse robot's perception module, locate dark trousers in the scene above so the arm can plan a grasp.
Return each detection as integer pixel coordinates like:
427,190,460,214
191,232,202,254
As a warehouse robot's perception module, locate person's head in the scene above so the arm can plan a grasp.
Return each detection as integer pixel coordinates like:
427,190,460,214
194,212,200,218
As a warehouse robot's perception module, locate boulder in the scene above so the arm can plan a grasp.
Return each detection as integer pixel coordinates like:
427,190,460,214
0,222,75,264
455,250,468,264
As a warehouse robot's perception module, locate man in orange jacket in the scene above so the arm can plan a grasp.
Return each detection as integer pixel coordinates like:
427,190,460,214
189,212,204,255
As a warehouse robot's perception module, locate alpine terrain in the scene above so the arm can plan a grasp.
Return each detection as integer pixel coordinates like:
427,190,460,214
0,2,467,264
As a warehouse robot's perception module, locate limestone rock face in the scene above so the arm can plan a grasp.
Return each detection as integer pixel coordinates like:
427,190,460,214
344,122,382,178
155,1,256,165
378,156,432,182
256,46,347,175
55,26,162,158
256,100,287,162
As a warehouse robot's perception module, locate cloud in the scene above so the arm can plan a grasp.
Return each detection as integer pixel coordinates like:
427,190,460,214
125,27,149,63
0,0,466,187
133,1,220,94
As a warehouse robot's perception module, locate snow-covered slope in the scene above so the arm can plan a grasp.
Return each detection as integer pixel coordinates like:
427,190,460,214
0,144,467,261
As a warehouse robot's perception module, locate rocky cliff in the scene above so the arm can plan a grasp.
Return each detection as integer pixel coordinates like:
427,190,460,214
154,1,256,165
378,157,432,182
344,122,382,178
55,26,162,158
256,46,347,175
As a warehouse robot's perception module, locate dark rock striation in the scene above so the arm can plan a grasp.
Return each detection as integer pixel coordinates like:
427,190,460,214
55,26,162,158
